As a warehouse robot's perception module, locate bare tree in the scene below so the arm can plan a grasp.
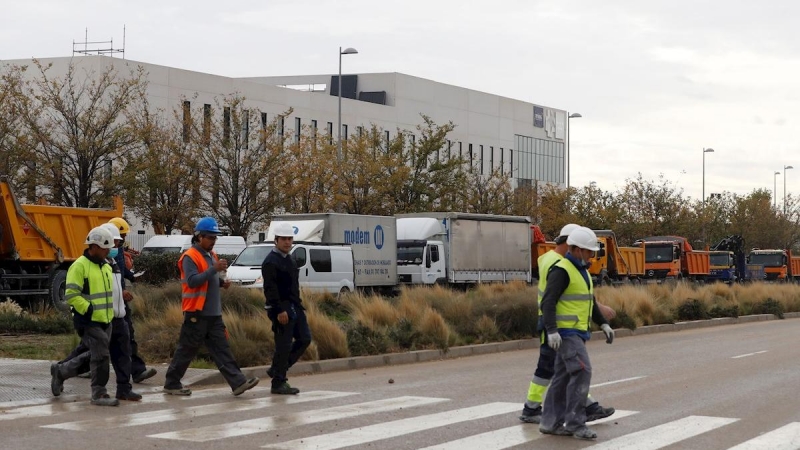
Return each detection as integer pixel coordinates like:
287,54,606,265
0,64,31,194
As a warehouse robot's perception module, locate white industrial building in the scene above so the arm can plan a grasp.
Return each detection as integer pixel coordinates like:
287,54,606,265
5,56,570,248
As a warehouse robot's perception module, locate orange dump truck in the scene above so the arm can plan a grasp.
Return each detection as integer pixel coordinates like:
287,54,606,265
634,236,710,282
530,225,556,279
0,178,123,311
747,249,795,282
589,230,645,284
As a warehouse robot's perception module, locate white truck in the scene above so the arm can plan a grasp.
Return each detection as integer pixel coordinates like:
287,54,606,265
395,212,532,285
268,213,397,293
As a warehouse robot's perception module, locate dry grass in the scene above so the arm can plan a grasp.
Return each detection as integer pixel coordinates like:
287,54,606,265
344,293,398,330
305,301,349,360
417,308,451,349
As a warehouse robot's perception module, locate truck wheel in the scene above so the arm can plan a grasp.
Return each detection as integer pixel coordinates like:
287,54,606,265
49,269,69,314
337,287,350,301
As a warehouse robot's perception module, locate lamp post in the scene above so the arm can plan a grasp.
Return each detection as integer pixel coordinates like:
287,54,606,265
774,171,781,208
337,47,358,163
702,148,714,204
567,113,581,188
784,165,794,215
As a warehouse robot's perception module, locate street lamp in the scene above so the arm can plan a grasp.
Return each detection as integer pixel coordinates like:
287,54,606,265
784,165,794,215
774,171,781,208
337,47,358,163
567,113,581,188
702,148,714,204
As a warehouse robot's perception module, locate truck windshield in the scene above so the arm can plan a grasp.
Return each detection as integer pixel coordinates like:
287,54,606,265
397,245,424,265
233,246,273,266
709,253,731,266
645,246,673,263
748,253,784,267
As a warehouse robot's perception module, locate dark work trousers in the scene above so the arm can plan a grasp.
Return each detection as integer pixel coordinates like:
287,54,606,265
164,314,247,391
58,325,112,399
268,307,312,387
109,317,133,395
534,331,557,381
540,335,592,433
124,304,148,376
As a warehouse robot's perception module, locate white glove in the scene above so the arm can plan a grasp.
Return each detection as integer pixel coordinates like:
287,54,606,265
601,324,614,344
547,332,562,351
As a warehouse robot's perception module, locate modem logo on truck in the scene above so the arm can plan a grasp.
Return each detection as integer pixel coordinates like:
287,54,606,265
344,225,385,250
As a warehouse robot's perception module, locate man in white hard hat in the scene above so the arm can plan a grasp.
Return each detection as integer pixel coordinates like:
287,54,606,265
538,227,615,440
51,226,119,406
261,222,312,395
520,224,615,424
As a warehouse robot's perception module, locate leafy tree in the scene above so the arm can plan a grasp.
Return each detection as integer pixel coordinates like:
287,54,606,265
281,125,337,214
14,60,147,207
460,165,514,214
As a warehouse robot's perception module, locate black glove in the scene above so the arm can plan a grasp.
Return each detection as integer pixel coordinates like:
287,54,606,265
84,304,94,318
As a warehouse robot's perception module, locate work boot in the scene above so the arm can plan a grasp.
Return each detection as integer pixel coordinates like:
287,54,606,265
271,382,300,395
90,394,120,407
539,425,572,436
571,426,597,440
132,368,157,383
116,391,143,401
50,363,64,397
518,404,542,423
585,402,615,422
163,386,192,396
232,377,260,396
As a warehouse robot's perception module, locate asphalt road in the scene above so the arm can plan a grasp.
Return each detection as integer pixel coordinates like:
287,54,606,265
2,319,799,449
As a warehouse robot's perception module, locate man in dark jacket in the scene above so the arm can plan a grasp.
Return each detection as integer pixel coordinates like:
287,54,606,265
262,222,312,395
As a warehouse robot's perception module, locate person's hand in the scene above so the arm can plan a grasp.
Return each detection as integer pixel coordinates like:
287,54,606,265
213,259,228,272
547,332,562,351
601,324,614,344
277,311,289,325
598,303,616,320
122,291,133,302
221,279,232,289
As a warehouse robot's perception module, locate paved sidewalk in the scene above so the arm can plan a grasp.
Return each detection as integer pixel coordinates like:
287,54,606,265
2,313,796,408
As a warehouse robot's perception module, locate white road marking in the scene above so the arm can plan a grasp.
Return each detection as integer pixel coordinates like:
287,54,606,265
0,386,265,422
417,410,639,450
731,351,768,359
148,395,448,442
583,415,739,450
591,376,647,388
261,402,521,450
727,422,800,450
42,391,354,431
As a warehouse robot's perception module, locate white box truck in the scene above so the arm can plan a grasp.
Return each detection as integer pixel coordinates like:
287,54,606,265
268,213,397,292
396,212,532,285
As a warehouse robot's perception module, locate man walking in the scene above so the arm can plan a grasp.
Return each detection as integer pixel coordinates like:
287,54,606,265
520,224,615,424
538,227,615,440
50,227,119,406
262,222,312,395
163,217,259,396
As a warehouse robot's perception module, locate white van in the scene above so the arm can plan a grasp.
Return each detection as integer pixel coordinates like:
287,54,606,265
140,235,247,257
227,243,355,296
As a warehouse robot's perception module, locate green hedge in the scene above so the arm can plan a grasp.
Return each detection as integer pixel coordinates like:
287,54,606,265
132,253,241,285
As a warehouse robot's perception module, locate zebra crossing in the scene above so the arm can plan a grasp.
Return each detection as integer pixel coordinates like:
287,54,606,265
2,387,800,449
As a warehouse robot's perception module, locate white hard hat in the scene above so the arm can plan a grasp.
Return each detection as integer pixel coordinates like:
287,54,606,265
558,223,580,239
100,223,123,241
85,226,115,249
567,226,600,251
272,222,295,238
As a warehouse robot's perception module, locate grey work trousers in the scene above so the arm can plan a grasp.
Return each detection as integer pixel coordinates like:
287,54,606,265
164,314,246,391
58,325,113,399
540,334,592,433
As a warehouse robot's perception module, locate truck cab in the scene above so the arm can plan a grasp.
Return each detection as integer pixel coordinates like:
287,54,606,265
708,250,736,283
641,240,680,280
397,239,445,285
747,249,789,281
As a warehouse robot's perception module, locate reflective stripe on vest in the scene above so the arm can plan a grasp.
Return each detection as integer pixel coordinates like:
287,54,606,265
537,250,563,310
554,258,594,331
65,255,114,324
178,247,219,312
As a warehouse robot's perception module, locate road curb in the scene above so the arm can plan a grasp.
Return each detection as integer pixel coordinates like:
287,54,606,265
188,313,800,387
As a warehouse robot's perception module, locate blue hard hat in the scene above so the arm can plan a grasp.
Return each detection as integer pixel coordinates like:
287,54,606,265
195,217,221,235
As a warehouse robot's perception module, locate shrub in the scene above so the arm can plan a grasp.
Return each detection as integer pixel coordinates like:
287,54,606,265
609,309,637,330
475,315,500,343
751,298,784,319
676,299,709,321
388,318,420,349
346,322,390,356
133,252,239,285
0,312,73,334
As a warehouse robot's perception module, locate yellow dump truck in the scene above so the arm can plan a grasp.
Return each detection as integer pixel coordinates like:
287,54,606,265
0,178,123,311
589,230,645,284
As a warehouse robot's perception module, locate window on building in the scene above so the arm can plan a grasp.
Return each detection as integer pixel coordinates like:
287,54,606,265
278,116,285,138
182,101,191,143
241,111,249,149
204,104,212,146
509,149,513,176
327,122,334,145
458,142,463,159
343,124,348,143
490,146,494,173
223,107,231,146
447,140,452,160
357,126,364,138
469,144,474,170
261,112,267,130
295,117,301,144
385,130,390,150
480,145,484,175
311,120,318,137
500,148,504,174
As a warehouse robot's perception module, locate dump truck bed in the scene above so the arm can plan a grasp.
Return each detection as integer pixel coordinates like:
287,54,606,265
617,246,645,276
686,251,711,276
0,181,123,263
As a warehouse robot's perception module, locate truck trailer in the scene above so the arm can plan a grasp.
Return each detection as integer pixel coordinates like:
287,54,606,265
396,212,531,285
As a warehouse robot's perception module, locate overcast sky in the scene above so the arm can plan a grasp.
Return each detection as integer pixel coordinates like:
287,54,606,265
2,0,797,203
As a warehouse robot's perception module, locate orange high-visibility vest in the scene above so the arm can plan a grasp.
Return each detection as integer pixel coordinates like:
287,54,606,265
178,247,219,312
